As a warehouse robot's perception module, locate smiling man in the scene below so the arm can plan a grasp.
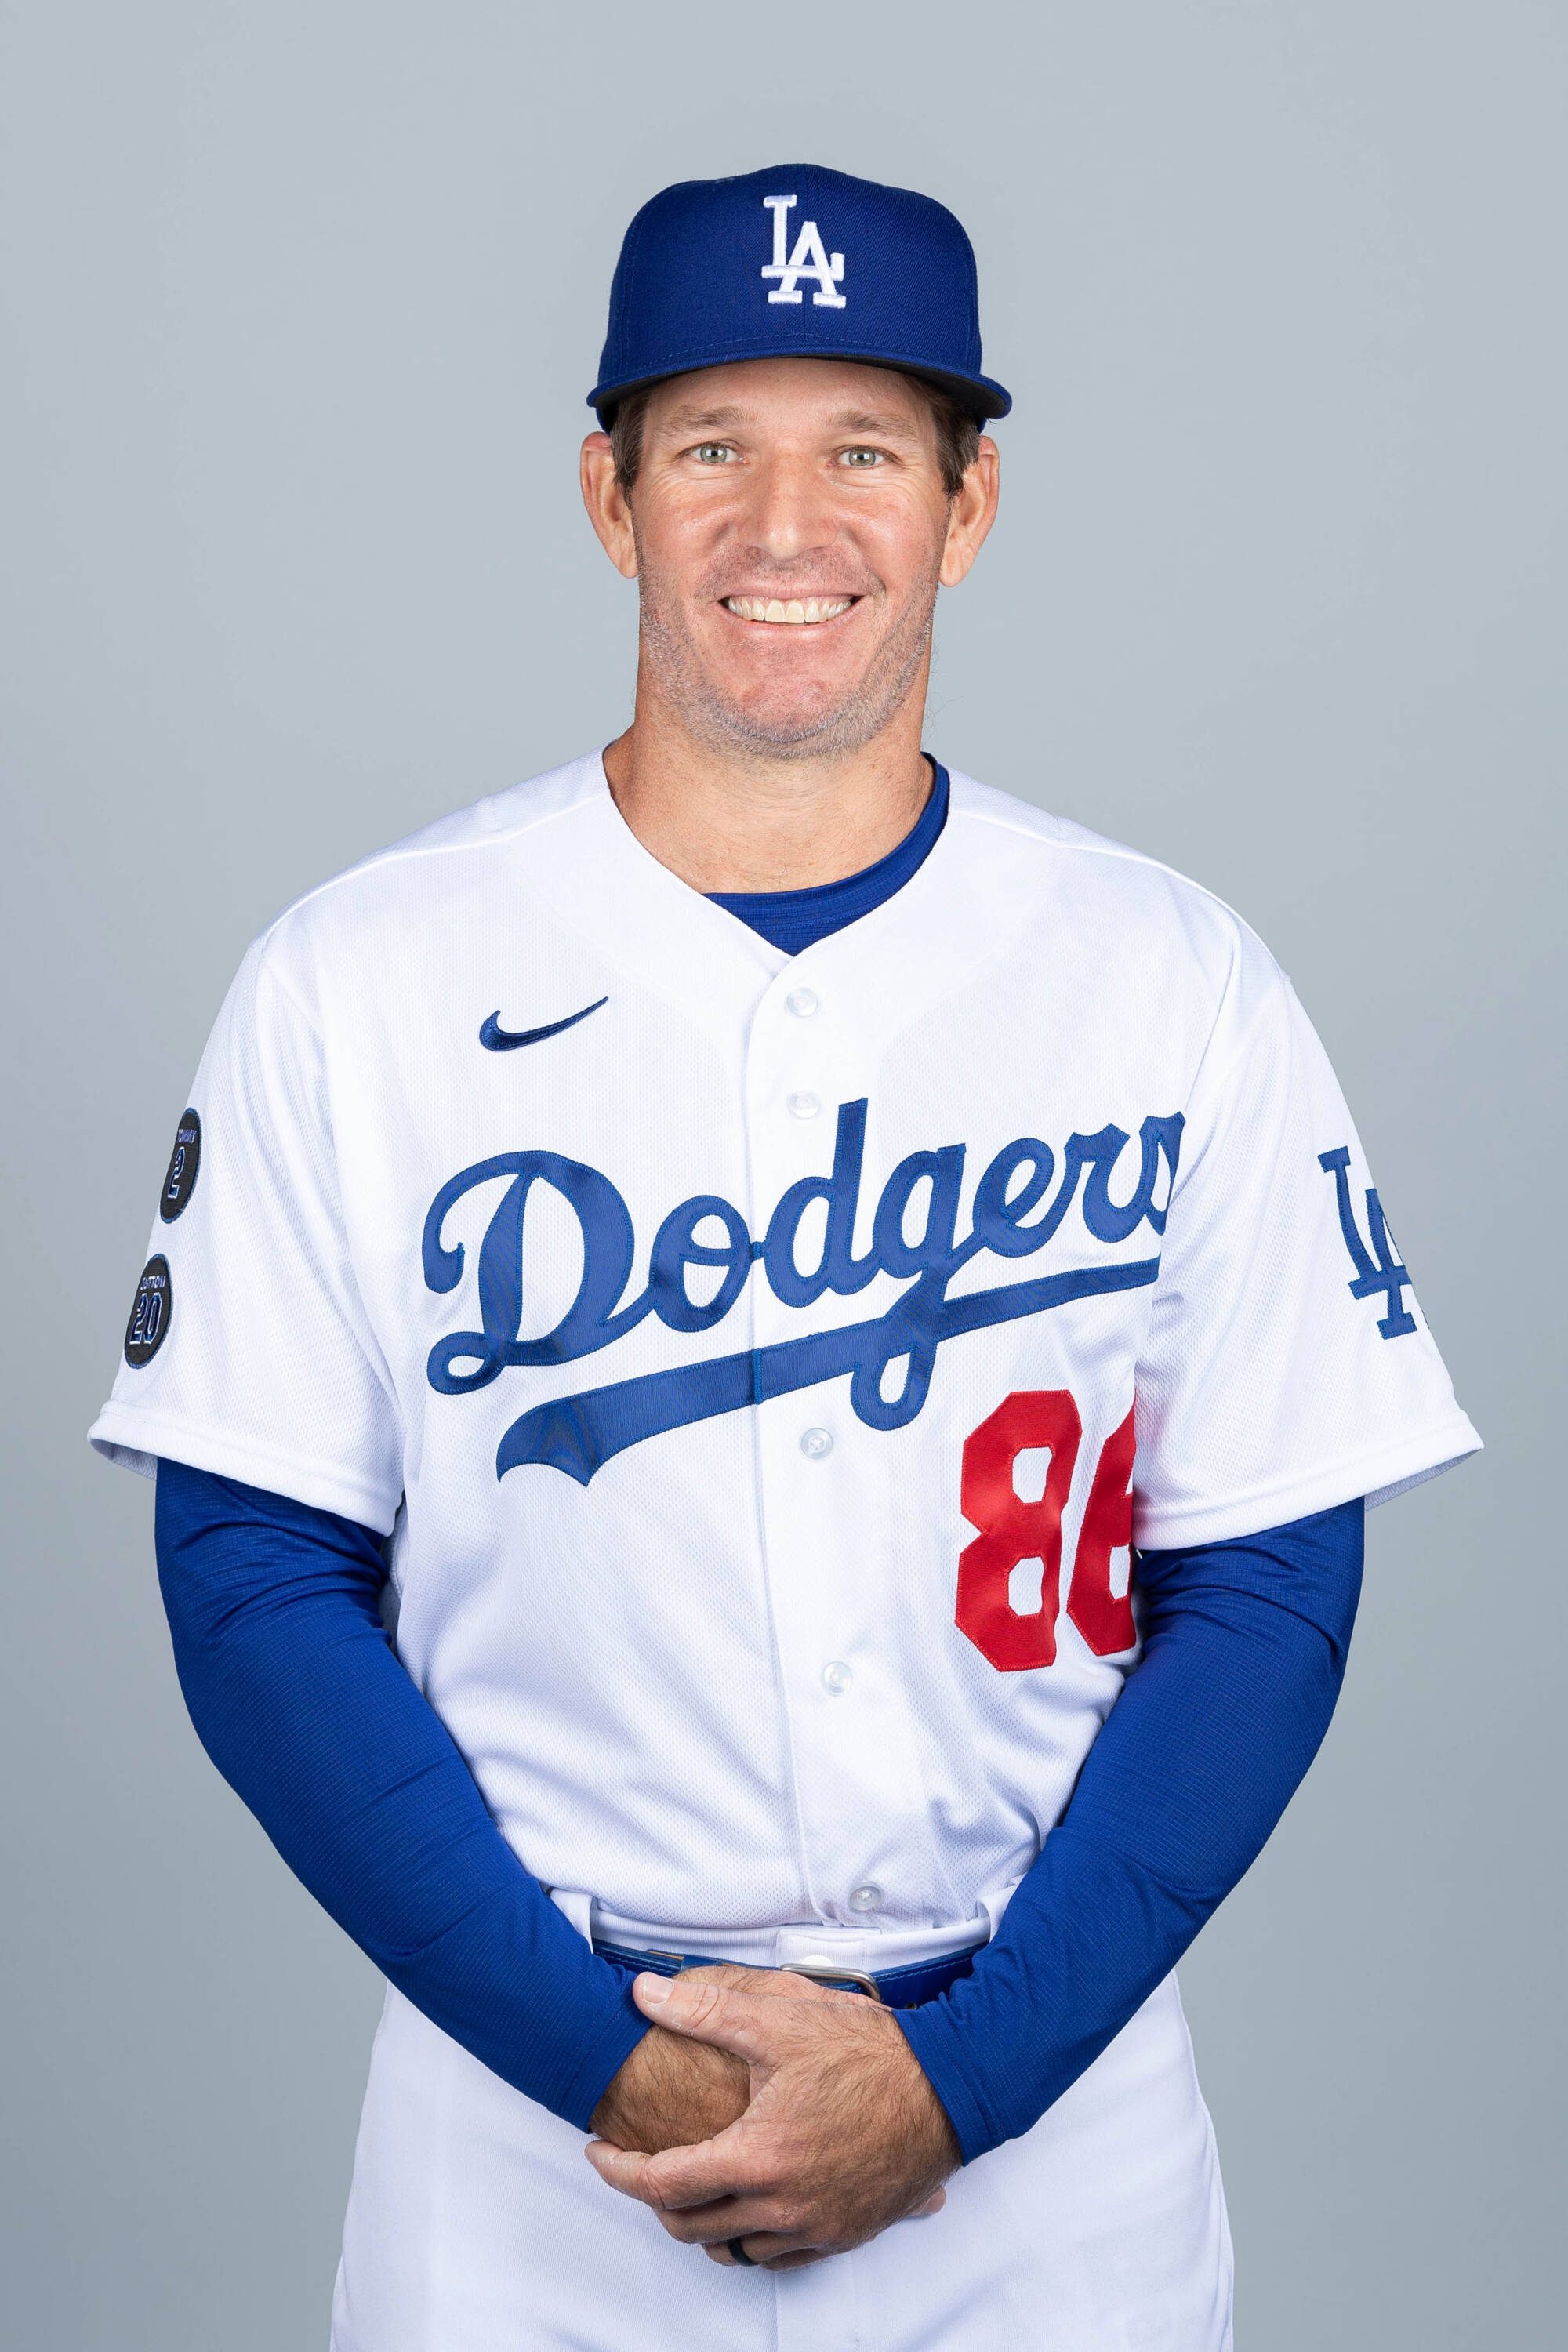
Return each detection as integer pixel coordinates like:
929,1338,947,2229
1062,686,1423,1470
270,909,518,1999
91,165,1479,2350
584,357,992,805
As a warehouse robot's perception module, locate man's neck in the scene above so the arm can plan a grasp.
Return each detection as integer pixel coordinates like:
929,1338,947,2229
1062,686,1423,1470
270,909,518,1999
601,689,935,896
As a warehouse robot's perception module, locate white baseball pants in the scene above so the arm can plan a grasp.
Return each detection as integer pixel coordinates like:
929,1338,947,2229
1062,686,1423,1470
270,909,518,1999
329,1900,1233,2351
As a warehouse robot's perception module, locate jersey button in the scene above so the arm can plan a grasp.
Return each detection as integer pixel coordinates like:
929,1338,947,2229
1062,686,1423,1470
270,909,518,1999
786,1090,821,1120
848,1885,883,1913
786,986,819,1018
821,1660,853,1694
800,1426,833,1459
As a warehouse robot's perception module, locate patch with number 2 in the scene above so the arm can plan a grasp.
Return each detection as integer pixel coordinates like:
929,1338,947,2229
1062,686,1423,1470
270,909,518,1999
159,1108,201,1222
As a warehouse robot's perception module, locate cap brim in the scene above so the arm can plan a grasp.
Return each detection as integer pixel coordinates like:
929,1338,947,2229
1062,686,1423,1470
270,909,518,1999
588,345,1011,428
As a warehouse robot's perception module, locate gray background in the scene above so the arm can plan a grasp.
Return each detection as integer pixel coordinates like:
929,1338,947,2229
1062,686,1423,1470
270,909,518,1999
2,3,1562,2345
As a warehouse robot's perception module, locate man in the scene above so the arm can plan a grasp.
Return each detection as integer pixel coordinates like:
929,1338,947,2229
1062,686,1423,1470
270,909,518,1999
93,165,1479,2349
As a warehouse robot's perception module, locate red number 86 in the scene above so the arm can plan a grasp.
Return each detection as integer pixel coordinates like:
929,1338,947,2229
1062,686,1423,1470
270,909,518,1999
956,1392,1138,1671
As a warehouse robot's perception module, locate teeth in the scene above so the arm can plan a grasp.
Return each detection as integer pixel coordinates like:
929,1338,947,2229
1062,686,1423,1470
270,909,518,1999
724,597,854,625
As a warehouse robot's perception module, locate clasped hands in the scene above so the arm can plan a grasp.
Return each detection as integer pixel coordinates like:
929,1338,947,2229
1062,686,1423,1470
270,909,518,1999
586,1962,961,2271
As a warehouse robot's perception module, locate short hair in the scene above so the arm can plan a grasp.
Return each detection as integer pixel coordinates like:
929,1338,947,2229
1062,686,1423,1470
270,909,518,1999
607,374,982,499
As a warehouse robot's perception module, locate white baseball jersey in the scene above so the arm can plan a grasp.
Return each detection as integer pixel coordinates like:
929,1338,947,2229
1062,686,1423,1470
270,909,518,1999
93,750,1480,2350
92,750,1478,1941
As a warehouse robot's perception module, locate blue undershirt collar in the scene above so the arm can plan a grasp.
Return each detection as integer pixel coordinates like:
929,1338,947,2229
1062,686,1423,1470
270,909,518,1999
705,760,950,955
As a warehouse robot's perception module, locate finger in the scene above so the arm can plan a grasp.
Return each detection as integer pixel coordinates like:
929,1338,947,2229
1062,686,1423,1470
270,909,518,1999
591,2111,772,2216
654,2173,948,2241
666,2174,949,2253
648,2188,808,2245
633,1972,779,2067
583,2139,661,2202
704,2237,829,2270
691,1962,842,2003
636,2127,778,2212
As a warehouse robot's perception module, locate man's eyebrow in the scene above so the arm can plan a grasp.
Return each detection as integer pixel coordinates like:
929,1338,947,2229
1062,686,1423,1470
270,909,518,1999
660,403,750,432
656,402,925,438
826,408,924,437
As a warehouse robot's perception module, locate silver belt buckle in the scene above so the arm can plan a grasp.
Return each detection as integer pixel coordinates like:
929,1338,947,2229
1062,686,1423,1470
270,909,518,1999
779,1958,884,2001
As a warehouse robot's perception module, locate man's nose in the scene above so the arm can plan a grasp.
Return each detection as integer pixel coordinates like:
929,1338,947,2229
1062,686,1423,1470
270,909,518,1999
739,448,836,564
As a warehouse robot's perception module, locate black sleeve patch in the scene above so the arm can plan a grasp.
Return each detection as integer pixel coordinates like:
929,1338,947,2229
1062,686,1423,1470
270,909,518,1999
124,1255,172,1368
158,1109,202,1222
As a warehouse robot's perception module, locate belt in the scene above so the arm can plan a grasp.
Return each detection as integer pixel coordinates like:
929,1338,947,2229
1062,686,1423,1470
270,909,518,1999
591,1936,985,2008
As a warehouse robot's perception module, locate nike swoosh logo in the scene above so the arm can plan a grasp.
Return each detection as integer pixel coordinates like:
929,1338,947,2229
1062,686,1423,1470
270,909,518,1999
479,996,608,1053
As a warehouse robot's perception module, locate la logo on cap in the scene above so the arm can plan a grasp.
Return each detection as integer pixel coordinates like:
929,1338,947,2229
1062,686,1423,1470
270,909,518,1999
760,194,847,309
586,167,1012,425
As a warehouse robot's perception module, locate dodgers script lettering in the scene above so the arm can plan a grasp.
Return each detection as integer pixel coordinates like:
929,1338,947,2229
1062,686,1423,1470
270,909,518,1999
421,1098,1183,1485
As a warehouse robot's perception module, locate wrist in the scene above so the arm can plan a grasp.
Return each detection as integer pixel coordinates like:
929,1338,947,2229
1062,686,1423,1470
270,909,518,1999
891,2003,993,2168
570,1981,657,2138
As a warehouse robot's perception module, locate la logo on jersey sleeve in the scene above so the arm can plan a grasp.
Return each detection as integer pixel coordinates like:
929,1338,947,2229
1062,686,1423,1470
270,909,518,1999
1319,1146,1417,1338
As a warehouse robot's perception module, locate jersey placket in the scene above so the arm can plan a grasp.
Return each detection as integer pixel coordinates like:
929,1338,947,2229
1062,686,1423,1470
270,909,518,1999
741,964,920,1931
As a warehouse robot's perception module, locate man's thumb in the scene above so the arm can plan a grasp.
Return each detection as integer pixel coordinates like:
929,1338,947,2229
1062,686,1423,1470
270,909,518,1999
633,1970,775,2064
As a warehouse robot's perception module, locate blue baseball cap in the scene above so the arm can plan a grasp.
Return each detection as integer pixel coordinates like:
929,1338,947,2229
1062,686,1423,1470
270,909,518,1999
588,162,1011,428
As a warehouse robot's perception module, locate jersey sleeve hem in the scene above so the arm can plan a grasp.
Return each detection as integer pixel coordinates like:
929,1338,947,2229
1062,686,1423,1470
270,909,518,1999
86,1402,402,1537
1130,1411,1482,1552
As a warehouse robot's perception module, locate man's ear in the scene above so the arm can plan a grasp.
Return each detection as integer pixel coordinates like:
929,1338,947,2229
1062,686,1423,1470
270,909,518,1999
581,434,639,579
939,434,1000,589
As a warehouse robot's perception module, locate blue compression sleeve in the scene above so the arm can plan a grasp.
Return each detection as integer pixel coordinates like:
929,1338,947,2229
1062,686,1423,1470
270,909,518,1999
896,1497,1365,2162
151,1459,651,2131
157,1455,1360,2165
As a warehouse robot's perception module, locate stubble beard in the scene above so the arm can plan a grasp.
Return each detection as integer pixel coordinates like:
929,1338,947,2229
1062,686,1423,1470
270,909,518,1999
633,550,942,764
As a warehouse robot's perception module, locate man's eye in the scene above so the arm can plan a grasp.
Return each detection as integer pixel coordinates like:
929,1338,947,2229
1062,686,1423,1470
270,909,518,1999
692,443,736,464
840,447,884,467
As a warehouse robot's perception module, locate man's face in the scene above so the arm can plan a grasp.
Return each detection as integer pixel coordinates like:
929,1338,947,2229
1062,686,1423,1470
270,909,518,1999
584,358,996,761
